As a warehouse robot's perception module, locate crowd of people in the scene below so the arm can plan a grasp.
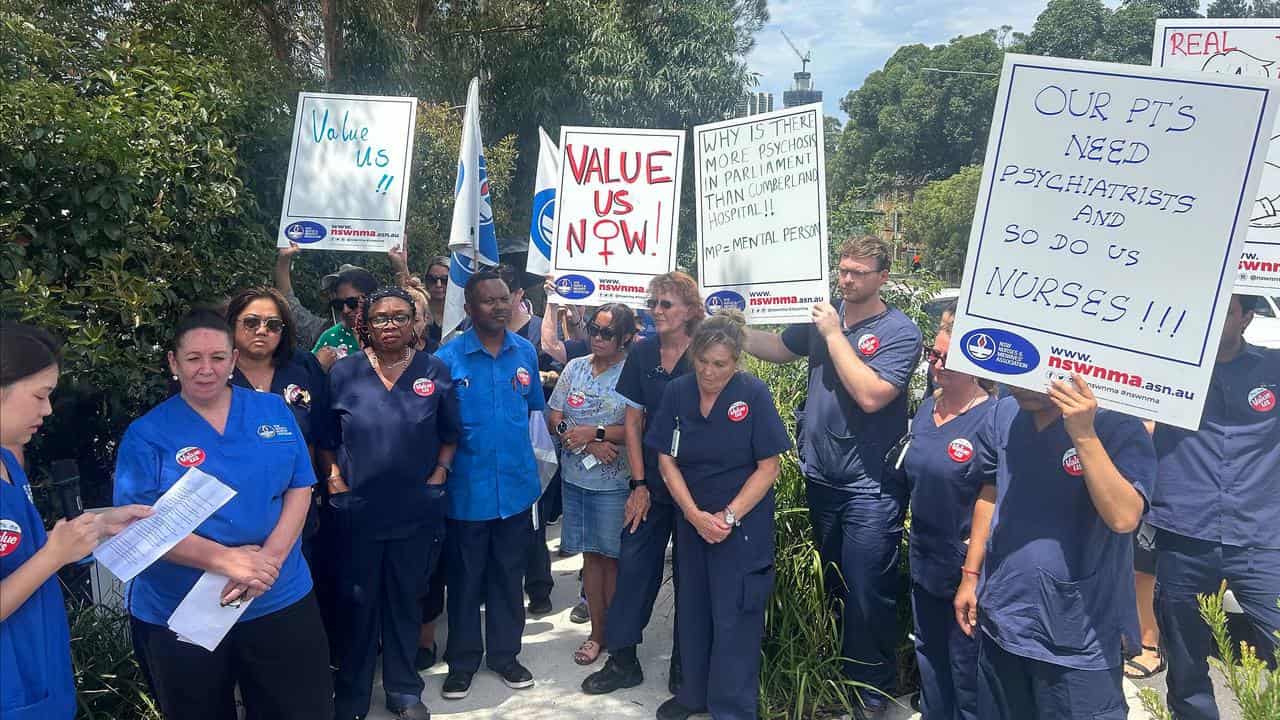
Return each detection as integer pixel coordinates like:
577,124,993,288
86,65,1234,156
0,234,1276,720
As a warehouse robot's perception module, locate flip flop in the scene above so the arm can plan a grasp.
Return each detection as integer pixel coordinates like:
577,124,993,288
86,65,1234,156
574,639,602,666
1124,650,1166,679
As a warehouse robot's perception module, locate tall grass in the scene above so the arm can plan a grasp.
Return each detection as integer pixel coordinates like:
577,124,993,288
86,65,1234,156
65,597,160,720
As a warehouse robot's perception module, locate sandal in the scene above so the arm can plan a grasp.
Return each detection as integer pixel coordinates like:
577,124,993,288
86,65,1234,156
1124,645,1166,679
574,639,602,666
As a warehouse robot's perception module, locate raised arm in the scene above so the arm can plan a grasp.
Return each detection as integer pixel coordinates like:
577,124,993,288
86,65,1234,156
813,303,904,413
743,328,800,364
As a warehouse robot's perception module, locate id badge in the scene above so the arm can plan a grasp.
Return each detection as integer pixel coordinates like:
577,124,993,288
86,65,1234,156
670,417,681,458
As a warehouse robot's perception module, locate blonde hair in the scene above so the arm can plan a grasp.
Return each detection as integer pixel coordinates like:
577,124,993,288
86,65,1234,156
837,235,891,271
690,308,747,362
648,271,705,335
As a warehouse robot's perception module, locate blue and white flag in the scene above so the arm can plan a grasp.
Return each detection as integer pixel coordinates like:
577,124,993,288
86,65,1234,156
443,77,500,338
525,127,559,276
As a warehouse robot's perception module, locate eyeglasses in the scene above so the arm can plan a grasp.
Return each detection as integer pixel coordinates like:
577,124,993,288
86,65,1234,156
926,347,948,364
240,316,285,333
369,314,412,328
426,275,449,286
330,297,361,312
645,298,675,310
838,268,883,279
586,323,618,341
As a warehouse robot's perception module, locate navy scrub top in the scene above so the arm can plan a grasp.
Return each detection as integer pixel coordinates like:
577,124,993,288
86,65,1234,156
644,372,792,564
0,449,76,720
616,335,692,505
1151,344,1280,549
903,395,998,597
114,386,318,626
325,349,460,539
231,349,330,447
780,305,922,494
978,398,1155,671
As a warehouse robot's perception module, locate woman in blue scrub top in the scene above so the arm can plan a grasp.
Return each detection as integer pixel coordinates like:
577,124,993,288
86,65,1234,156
0,322,152,720
645,310,792,720
320,286,459,720
114,309,333,720
899,309,995,720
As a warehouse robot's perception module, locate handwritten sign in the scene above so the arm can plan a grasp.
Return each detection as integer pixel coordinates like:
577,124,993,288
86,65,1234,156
550,127,684,308
276,92,418,252
1154,19,1280,292
693,103,829,324
947,54,1277,430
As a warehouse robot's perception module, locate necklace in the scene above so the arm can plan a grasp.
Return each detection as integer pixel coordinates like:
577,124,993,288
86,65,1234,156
936,386,983,418
370,346,412,372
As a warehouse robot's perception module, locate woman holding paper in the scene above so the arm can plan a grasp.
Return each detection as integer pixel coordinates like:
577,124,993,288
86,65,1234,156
0,322,151,720
113,308,333,720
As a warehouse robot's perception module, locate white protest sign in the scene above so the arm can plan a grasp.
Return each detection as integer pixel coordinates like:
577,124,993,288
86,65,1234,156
551,127,684,308
947,54,1278,430
276,92,418,252
1153,20,1280,292
694,103,829,324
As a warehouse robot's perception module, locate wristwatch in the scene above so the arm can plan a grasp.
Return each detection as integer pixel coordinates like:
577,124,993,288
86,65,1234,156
595,424,606,442
629,478,647,490
556,419,570,436
724,508,740,527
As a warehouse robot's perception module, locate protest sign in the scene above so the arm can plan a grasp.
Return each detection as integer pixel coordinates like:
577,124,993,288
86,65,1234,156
1153,19,1280,292
694,103,829,324
550,127,684,308
276,92,417,252
947,54,1278,430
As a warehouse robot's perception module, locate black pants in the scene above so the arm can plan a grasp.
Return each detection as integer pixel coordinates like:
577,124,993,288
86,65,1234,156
524,479,557,604
135,592,333,720
445,509,533,673
604,499,680,665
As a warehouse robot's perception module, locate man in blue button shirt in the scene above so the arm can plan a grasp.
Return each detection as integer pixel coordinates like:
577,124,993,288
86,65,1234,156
434,271,545,700
744,235,922,716
1150,294,1280,720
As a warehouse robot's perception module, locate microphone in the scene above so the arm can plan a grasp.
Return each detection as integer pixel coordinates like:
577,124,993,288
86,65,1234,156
50,459,83,520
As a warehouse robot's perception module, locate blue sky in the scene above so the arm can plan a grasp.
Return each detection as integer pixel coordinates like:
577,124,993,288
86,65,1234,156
746,0,1052,120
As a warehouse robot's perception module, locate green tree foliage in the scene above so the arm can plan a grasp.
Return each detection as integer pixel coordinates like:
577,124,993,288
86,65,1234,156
901,165,983,280
1207,0,1251,15
1020,0,1201,65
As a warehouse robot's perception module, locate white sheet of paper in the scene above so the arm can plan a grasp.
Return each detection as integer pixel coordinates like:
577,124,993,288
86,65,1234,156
94,468,236,583
167,571,253,651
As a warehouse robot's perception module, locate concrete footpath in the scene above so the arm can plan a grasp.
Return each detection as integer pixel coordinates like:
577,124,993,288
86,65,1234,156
367,526,1156,720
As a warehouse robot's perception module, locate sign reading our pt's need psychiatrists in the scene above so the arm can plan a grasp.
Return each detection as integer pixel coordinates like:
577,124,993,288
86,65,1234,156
694,103,829,324
276,92,418,252
947,54,1278,430
1153,19,1280,292
550,127,684,308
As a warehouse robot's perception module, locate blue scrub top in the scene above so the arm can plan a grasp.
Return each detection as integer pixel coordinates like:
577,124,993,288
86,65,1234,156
903,395,998,597
325,349,460,537
434,328,545,521
1151,344,1280,549
780,305,922,494
616,335,692,505
978,398,1155,671
644,372,792,564
114,386,317,626
231,349,330,448
0,449,76,720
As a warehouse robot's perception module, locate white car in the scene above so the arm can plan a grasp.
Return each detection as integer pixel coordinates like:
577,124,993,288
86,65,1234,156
910,288,962,401
1243,294,1280,348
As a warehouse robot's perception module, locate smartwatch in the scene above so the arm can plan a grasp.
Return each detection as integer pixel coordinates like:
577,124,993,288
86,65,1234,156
556,419,570,436
628,478,647,490
595,425,606,442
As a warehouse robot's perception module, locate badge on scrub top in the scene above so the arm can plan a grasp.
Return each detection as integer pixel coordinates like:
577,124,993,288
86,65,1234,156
670,417,682,458
857,333,880,356
176,446,206,468
567,390,587,408
1061,447,1083,477
728,401,749,422
283,384,311,409
0,519,22,558
413,378,436,397
947,438,974,463
1248,387,1276,413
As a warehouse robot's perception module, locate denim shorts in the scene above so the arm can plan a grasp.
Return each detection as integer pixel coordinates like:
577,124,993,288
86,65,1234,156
560,482,629,559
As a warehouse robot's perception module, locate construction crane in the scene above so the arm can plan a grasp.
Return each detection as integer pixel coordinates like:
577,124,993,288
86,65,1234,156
780,29,811,74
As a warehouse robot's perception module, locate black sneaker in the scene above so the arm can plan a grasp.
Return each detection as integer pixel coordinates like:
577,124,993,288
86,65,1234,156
581,656,644,695
414,643,437,671
527,597,553,616
496,661,535,689
390,701,431,720
569,599,590,624
440,671,472,700
656,697,705,720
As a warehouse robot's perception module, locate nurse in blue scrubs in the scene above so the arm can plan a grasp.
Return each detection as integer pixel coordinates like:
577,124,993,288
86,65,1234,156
953,375,1154,720
899,307,995,720
114,309,333,720
644,310,791,720
0,322,151,720
320,286,459,720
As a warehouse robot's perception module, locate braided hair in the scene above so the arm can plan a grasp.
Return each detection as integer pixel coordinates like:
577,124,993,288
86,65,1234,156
355,285,419,349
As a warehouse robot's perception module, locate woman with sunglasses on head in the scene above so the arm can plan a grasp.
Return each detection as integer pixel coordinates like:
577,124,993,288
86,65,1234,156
114,309,333,720
583,271,704,697
546,304,636,666
319,287,460,720
897,302,996,720
1,323,152,720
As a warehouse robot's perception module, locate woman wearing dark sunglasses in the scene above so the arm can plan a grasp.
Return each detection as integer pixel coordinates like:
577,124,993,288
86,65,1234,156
546,304,636,666
312,268,379,371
